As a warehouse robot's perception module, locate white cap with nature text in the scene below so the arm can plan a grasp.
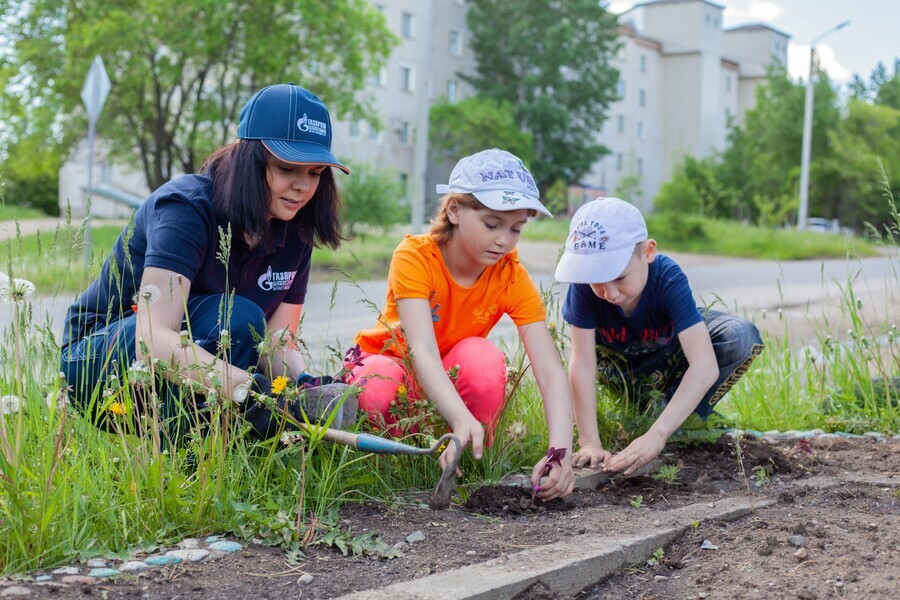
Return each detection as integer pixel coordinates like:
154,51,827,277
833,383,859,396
435,148,552,217
554,197,648,284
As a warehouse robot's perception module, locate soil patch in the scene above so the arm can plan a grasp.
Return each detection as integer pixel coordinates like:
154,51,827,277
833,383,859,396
7,437,898,599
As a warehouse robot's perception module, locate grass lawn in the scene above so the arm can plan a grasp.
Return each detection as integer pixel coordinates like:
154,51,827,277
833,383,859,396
523,213,880,260
0,204,49,221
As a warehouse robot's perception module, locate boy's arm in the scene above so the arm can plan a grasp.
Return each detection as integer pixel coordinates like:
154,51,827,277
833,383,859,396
518,321,575,500
604,322,718,475
569,326,612,468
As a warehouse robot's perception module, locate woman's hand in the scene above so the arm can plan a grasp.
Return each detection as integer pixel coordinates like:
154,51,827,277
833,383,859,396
603,429,667,476
530,452,575,501
440,414,485,477
572,442,612,469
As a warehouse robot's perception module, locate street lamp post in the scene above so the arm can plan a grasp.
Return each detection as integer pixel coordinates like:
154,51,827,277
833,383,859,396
797,20,850,230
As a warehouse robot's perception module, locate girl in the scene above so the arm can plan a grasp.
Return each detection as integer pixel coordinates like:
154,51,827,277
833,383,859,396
61,83,351,438
346,149,575,500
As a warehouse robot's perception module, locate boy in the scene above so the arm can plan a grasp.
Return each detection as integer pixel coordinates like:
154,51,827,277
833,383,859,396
554,197,763,475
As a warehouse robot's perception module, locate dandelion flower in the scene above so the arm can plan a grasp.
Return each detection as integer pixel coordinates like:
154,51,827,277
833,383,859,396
135,284,161,305
396,384,408,397
1,395,22,414
0,277,36,302
108,401,128,416
271,376,289,395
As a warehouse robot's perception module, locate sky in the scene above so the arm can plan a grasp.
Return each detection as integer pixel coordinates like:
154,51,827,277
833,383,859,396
607,0,899,84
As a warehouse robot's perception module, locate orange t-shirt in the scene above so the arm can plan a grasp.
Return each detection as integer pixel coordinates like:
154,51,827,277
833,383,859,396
354,234,546,358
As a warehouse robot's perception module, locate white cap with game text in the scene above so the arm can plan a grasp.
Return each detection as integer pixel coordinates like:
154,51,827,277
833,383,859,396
554,197,648,284
436,148,552,217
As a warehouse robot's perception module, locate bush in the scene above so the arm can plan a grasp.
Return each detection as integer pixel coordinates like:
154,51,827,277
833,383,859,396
1,172,59,216
339,164,408,236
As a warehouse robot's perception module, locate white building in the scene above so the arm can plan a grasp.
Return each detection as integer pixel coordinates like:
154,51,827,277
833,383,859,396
60,0,788,220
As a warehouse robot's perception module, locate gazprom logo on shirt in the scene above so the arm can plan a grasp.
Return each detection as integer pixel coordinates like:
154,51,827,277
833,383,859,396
258,266,296,292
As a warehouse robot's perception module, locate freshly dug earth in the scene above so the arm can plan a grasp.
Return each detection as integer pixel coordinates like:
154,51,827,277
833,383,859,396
6,437,898,599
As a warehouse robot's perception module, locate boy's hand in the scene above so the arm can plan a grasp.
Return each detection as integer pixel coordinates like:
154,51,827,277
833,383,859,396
440,414,485,476
603,429,667,476
530,453,575,501
572,442,612,469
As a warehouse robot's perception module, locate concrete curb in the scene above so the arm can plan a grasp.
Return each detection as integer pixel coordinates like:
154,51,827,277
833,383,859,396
798,473,900,489
338,496,774,600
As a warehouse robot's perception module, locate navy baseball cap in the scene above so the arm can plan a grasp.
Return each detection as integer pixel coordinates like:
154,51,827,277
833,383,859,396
238,83,350,174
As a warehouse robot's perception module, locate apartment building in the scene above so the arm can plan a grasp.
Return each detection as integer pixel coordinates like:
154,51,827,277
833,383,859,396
59,0,788,220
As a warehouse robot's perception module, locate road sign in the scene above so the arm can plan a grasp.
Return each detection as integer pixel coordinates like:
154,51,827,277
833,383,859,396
81,56,111,123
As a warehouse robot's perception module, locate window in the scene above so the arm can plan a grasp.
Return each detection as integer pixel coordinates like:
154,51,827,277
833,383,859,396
398,120,410,144
401,11,414,38
640,54,647,73
616,153,623,171
637,121,644,139
349,120,361,139
617,115,624,134
400,65,415,92
447,79,458,103
725,75,732,93
639,89,646,107
371,66,387,88
449,30,461,56
637,158,644,176
368,123,381,143
616,79,625,99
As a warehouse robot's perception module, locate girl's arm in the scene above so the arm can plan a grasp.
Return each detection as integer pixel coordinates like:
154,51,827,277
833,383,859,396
569,326,612,468
604,322,718,475
135,267,250,402
258,302,309,379
396,298,486,468
518,320,575,500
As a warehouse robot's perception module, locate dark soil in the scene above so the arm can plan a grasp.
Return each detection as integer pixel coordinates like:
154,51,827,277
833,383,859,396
5,437,898,599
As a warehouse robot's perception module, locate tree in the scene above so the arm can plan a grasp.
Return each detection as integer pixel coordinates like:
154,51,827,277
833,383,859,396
429,96,535,167
462,0,620,189
339,163,407,237
0,0,396,192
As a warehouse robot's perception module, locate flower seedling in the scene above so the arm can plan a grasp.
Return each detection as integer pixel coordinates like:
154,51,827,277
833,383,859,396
751,465,771,487
652,464,682,485
629,495,644,509
531,447,567,503
646,546,665,566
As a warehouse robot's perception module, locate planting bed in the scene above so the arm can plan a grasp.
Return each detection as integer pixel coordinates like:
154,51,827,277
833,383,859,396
6,436,898,599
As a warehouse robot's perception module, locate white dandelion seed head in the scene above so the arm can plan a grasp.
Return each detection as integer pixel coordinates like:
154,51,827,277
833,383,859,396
129,360,150,374
1,395,22,414
136,284,161,304
0,278,36,302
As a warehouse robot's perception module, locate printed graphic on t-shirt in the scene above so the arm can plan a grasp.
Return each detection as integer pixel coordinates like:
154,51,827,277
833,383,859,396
258,266,296,292
429,291,442,322
473,304,499,325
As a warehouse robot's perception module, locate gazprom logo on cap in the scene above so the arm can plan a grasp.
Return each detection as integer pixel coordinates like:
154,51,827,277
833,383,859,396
297,113,327,137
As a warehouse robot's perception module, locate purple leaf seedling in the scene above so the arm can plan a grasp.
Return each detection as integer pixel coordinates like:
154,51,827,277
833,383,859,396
531,447,567,503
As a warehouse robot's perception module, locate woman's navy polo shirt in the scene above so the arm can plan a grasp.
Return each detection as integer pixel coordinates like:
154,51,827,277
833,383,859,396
62,174,312,347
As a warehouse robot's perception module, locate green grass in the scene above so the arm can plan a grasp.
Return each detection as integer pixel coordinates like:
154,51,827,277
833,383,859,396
0,204,48,220
523,212,880,260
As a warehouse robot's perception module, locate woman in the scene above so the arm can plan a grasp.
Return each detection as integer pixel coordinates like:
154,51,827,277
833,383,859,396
61,83,351,439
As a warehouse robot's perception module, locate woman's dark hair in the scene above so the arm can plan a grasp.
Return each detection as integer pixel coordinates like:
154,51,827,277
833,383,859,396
201,140,344,249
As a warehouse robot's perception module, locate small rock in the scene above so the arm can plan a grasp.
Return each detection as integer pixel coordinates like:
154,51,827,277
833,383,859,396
34,576,52,582
865,523,878,530
119,561,151,572
818,434,841,440
166,549,209,562
52,567,80,575
60,575,97,584
208,541,242,553
700,540,719,550
178,538,200,549
144,555,181,566
465,550,477,557
654,575,669,581
652,520,661,527
391,541,407,550
863,431,885,440
86,558,107,568
299,574,314,584
698,593,708,599
788,535,807,547
696,473,710,484
88,568,120,578
205,550,227,562
204,535,222,543
794,548,808,561
406,530,426,543
0,587,31,597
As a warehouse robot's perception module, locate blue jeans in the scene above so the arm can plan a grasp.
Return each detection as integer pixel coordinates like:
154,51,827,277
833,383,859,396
60,294,265,435
596,310,764,419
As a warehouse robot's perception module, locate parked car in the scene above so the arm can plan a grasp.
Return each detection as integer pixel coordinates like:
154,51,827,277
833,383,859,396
806,217,841,234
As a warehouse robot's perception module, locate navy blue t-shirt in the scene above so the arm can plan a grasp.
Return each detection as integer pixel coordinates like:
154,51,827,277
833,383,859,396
561,254,702,359
62,174,312,346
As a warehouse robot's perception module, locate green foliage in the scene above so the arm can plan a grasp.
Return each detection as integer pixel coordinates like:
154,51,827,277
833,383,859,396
654,156,732,219
338,163,408,236
652,464,682,486
429,96,535,167
629,495,644,509
462,0,620,189
0,0,396,191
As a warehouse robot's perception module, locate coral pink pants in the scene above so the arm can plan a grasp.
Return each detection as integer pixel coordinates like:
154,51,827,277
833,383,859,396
344,337,507,444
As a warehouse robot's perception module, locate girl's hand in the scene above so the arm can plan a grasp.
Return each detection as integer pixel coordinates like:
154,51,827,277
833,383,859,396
603,429,667,476
440,415,485,476
572,442,612,469
530,453,575,501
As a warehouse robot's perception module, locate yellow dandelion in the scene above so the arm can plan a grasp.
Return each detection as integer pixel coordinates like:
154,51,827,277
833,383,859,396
396,384,408,397
271,376,289,395
108,401,128,416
